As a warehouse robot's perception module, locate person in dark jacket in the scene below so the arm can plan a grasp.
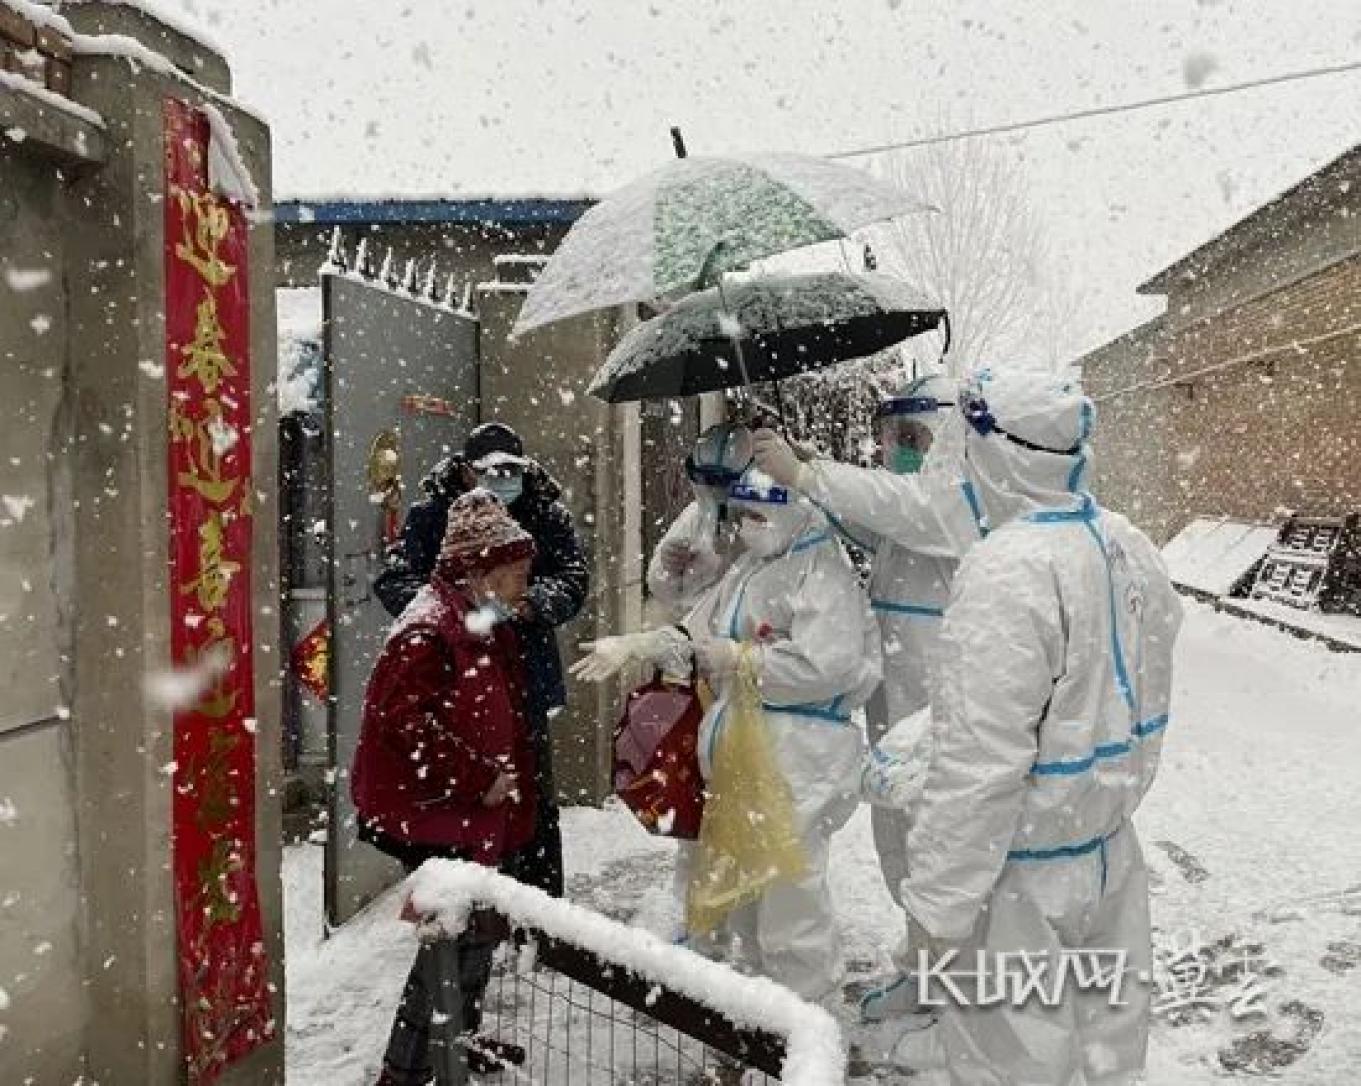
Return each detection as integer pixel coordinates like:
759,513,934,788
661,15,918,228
373,421,589,899
355,490,539,1084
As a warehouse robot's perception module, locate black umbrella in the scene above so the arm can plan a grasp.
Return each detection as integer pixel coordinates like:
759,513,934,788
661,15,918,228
587,271,949,404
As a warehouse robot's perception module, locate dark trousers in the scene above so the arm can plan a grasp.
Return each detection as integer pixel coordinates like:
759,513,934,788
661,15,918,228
383,922,498,1085
381,852,535,1085
522,720,564,899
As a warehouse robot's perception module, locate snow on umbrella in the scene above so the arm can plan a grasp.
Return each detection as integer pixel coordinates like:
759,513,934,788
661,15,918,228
587,271,948,403
513,154,931,335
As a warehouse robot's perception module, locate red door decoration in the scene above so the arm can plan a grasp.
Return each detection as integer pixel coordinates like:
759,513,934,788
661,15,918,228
164,98,274,1082
290,617,331,703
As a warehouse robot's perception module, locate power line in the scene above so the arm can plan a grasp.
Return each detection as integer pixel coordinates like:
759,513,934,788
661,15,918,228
828,57,1361,160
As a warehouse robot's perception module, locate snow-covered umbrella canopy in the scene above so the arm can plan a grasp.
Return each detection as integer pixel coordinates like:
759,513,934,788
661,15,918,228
588,271,947,403
513,154,931,335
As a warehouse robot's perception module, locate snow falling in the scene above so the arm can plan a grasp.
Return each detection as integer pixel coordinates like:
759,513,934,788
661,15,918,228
3,1,1360,1085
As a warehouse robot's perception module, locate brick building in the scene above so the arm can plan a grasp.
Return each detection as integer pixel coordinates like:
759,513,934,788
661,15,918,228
1081,142,1361,543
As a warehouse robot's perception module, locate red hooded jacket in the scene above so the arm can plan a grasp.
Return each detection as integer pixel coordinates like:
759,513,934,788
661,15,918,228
351,579,537,865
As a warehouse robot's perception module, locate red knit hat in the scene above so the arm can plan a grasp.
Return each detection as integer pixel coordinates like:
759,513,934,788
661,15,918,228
434,489,535,582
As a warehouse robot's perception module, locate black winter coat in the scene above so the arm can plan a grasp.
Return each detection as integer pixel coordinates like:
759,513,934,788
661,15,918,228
373,458,589,721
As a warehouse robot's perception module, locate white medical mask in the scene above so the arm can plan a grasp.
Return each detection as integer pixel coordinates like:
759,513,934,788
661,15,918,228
485,597,516,622
464,596,515,637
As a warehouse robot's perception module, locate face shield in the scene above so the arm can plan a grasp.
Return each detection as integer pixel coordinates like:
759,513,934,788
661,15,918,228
876,395,950,475
686,423,754,550
727,468,816,557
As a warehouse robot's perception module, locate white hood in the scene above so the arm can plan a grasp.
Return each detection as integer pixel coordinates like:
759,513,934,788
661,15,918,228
959,368,1095,527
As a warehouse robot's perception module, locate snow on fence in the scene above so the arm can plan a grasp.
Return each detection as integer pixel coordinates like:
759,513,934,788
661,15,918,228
406,860,847,1085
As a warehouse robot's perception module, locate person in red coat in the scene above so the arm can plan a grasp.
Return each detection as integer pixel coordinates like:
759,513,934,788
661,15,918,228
353,490,537,1084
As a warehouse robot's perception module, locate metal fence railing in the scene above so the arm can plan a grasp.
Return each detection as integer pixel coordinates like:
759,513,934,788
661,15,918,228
401,862,845,1085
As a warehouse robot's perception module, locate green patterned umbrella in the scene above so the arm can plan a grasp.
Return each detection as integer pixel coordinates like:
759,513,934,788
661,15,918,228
513,154,928,334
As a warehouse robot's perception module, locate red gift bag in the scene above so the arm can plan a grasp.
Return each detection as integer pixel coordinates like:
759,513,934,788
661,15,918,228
613,671,706,839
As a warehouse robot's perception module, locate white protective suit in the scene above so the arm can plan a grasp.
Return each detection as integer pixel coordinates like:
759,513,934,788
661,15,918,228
796,376,987,908
647,500,731,619
899,368,1183,1085
678,469,882,1000
648,422,754,620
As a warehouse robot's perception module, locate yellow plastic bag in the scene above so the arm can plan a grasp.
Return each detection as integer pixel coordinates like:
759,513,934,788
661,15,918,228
686,647,808,936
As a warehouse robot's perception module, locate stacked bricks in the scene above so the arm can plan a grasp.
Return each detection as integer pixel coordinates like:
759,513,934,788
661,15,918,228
1,2,74,97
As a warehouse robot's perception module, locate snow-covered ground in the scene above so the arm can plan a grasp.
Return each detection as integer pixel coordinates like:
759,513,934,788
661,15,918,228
285,601,1361,1083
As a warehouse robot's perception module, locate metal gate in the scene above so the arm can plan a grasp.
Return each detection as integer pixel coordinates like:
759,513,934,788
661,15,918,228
321,269,479,925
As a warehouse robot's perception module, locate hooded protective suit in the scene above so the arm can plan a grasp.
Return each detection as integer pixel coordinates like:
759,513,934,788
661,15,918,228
786,376,985,907
898,368,1182,1085
648,423,752,619
677,467,881,999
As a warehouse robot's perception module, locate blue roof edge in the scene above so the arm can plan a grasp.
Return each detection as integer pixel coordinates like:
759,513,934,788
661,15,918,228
274,198,594,226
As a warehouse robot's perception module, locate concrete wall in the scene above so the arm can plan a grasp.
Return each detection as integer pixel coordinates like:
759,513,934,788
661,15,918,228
0,138,85,1084
1084,255,1361,544
476,283,639,802
1,4,283,1081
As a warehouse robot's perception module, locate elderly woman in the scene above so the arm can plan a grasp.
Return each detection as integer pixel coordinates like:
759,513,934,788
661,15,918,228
352,489,538,1084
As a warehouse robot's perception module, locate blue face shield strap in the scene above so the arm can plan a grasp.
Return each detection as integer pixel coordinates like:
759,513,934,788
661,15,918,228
728,481,791,504
875,396,952,419
962,394,1082,457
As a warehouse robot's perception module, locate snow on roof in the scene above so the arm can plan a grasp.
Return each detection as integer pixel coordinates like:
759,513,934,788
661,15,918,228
407,860,846,1085
274,197,594,226
1139,140,1361,295
276,287,322,416
276,285,322,344
1161,516,1279,598
1226,597,1361,651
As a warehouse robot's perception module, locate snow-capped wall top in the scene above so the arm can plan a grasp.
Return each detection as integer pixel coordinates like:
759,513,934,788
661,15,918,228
0,68,104,128
1,0,70,34
407,860,847,1085
57,0,223,54
7,0,268,130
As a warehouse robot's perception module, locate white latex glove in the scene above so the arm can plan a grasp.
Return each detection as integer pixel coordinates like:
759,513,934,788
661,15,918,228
862,710,932,809
752,428,813,491
693,637,741,677
570,627,689,683
860,746,925,810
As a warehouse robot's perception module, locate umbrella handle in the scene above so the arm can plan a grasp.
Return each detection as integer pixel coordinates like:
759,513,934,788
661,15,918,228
938,311,953,361
771,379,791,436
713,269,756,392
697,236,733,291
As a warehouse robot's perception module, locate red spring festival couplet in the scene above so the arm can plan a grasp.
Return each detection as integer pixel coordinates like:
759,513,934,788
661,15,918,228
164,98,274,1081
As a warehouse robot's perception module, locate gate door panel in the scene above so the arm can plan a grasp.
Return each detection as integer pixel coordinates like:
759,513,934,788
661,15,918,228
323,272,478,925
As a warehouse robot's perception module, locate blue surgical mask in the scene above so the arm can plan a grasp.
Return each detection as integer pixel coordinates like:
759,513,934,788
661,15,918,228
479,473,523,506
